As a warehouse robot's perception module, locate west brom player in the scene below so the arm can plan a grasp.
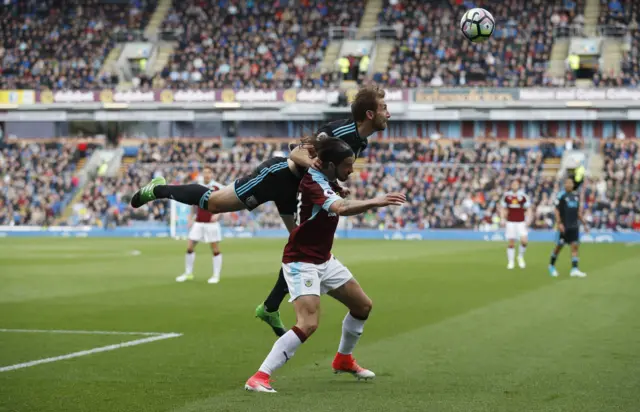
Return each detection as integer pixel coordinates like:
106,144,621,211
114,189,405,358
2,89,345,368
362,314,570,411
549,178,589,278
176,166,224,284
500,179,531,269
244,138,405,393
129,86,390,336
255,86,390,336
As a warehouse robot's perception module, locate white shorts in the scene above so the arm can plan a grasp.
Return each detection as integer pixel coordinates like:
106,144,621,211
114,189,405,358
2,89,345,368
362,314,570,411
282,256,353,302
505,221,528,240
188,222,222,243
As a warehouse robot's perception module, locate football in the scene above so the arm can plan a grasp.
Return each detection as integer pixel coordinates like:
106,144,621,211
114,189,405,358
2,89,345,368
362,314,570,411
460,8,495,43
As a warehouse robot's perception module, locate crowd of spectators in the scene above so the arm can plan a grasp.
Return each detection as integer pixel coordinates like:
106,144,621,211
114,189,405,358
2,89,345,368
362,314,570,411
0,140,97,226
375,0,568,88
158,0,363,90
54,138,640,233
0,0,155,90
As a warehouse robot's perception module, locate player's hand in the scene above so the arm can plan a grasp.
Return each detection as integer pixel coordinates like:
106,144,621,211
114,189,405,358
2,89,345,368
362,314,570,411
583,225,590,234
377,192,406,207
338,187,351,198
312,157,322,169
558,223,565,233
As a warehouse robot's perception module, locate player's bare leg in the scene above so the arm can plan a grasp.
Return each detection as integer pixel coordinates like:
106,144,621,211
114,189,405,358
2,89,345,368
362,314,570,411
518,235,528,269
208,242,222,284
506,238,516,269
569,242,586,277
177,240,197,282
131,179,245,213
327,279,375,380
549,243,563,277
245,295,319,393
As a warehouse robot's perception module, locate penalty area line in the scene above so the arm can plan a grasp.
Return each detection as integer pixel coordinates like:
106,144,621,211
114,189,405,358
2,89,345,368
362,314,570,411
0,332,182,373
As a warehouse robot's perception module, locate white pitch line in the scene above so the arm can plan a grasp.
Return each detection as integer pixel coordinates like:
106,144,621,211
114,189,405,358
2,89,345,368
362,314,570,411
0,333,182,372
0,329,166,336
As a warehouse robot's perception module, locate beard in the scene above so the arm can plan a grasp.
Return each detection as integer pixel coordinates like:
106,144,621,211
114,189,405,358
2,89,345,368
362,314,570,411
373,115,387,131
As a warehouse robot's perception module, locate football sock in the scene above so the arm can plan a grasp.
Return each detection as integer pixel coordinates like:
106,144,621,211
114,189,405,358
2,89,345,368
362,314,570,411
550,253,558,266
213,253,222,278
338,312,366,355
264,268,289,313
507,247,515,263
185,252,195,274
519,245,527,258
153,184,211,208
258,326,306,375
572,256,579,269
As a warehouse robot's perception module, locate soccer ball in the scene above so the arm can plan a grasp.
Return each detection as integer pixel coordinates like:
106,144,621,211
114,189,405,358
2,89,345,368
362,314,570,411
460,8,495,43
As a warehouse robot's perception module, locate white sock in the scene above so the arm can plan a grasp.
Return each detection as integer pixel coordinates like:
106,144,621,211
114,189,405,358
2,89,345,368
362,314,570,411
185,252,195,274
519,245,527,258
507,247,515,263
213,253,222,278
338,313,366,355
258,329,304,375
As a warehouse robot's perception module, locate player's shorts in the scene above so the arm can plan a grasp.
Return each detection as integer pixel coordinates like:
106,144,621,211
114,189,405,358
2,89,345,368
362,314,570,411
233,156,300,215
282,256,353,302
556,228,580,245
188,222,222,243
505,221,528,240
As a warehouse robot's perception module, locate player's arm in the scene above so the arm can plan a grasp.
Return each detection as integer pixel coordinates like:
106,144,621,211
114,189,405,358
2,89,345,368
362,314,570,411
189,206,196,227
554,196,565,233
578,204,589,233
329,194,405,216
288,145,316,168
499,195,508,226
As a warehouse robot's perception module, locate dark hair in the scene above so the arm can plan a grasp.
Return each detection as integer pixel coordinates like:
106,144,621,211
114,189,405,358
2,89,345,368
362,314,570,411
313,136,354,166
203,165,213,172
351,85,385,122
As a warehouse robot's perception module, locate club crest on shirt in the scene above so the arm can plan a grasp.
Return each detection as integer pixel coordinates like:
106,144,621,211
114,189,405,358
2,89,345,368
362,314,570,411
304,278,313,287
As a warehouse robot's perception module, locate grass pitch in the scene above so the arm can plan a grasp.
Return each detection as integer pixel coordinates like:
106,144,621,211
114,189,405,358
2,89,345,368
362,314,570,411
1,238,639,412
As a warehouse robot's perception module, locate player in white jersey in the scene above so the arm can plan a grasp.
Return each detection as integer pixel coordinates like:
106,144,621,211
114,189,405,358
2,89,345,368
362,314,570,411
176,166,225,284
500,179,532,269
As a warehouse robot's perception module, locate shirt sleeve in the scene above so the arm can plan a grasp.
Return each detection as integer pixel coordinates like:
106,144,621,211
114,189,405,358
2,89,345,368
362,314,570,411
306,170,342,211
554,193,563,209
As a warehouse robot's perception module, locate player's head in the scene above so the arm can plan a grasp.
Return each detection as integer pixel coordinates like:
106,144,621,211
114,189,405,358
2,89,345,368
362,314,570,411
564,177,574,191
351,85,389,131
511,179,520,191
315,137,355,182
202,166,214,183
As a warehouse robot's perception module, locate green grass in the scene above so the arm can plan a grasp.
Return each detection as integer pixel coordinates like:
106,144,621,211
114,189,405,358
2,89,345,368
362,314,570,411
1,238,639,412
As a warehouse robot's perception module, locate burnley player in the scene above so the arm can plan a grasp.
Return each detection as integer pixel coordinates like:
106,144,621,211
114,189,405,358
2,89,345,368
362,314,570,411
255,86,390,336
176,167,225,284
549,178,589,278
244,138,405,393
500,179,532,269
128,86,390,336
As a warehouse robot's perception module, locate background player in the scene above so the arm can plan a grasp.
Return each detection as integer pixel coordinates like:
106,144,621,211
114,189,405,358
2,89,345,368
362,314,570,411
176,167,225,284
549,178,589,278
500,179,531,269
245,138,405,393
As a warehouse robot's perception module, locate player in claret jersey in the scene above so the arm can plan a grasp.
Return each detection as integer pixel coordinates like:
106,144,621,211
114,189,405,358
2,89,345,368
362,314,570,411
244,138,405,393
500,179,532,269
175,166,225,284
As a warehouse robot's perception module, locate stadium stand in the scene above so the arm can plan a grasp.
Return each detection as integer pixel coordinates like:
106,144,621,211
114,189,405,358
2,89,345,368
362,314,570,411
375,0,569,87
0,0,155,90
54,139,640,232
159,0,365,89
0,140,97,225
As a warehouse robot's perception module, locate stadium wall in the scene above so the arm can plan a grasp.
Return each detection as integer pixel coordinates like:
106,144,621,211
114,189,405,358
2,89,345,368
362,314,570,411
0,226,638,244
